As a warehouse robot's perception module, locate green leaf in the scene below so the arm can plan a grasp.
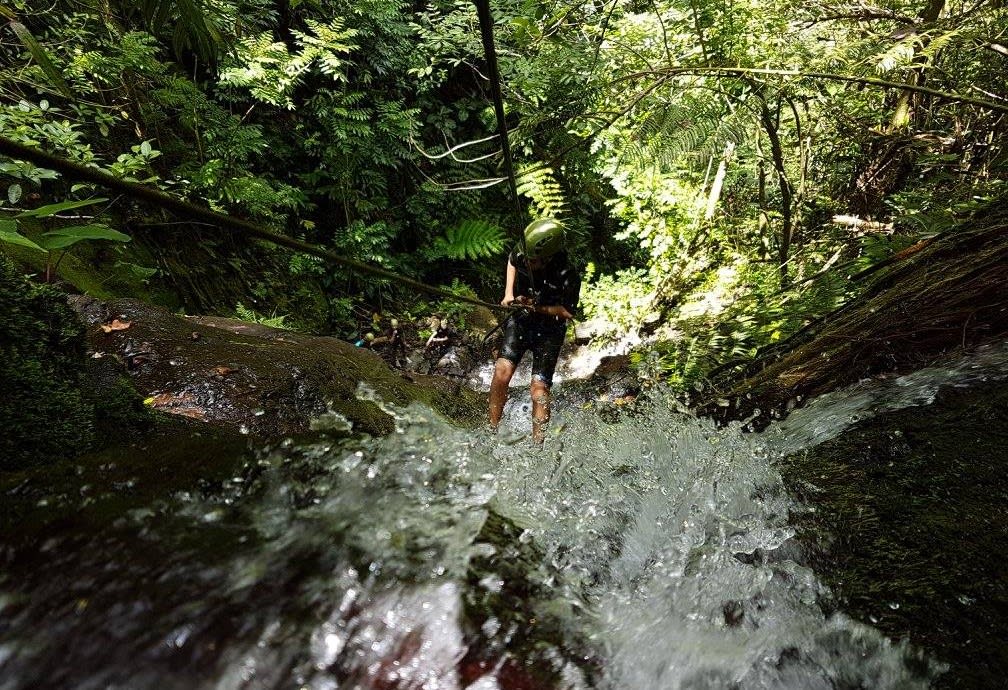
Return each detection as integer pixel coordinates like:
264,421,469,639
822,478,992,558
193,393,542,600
114,260,157,280
16,197,108,218
8,20,73,98
429,219,506,260
7,184,21,204
39,224,131,249
0,225,46,252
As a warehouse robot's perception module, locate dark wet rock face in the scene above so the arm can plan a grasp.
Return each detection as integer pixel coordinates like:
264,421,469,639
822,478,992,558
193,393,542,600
0,417,590,690
781,381,1008,689
74,297,486,438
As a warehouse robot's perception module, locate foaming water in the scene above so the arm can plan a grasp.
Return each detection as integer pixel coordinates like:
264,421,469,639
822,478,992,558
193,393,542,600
478,394,938,689
769,340,1008,454
11,340,1008,688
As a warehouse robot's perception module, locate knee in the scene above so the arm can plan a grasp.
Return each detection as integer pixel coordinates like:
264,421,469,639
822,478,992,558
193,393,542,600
492,358,514,385
530,381,551,407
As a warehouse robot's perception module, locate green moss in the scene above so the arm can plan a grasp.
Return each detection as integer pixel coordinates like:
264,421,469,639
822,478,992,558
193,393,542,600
85,358,155,437
0,258,151,471
0,356,95,469
1,221,179,308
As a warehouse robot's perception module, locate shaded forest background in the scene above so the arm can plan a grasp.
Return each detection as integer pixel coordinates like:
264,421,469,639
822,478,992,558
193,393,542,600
2,0,1006,392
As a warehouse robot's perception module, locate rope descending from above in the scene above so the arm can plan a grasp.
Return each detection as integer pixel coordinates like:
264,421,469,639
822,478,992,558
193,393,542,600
0,136,514,314
474,0,545,300
474,0,526,248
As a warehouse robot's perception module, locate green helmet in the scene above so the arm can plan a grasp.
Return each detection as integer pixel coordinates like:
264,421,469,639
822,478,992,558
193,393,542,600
523,218,565,259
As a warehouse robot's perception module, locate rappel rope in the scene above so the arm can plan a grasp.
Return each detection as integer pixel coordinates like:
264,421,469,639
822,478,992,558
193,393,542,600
474,0,542,342
0,135,516,315
473,0,524,237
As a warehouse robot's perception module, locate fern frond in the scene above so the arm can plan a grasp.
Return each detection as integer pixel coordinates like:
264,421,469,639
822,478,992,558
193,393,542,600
617,93,754,173
428,219,506,260
516,164,568,218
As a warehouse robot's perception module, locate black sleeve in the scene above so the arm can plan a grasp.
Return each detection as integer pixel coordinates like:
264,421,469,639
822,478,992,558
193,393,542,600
559,263,581,315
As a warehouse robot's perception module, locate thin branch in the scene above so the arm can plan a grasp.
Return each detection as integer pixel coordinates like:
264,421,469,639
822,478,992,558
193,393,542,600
589,0,620,72
804,9,916,26
649,0,673,66
614,66,1008,114
411,133,500,163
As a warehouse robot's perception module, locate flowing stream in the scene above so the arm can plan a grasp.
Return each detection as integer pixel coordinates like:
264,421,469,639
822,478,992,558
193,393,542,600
3,343,1008,690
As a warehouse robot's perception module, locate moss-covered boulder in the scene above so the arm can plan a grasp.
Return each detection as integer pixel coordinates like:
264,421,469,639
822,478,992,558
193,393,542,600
701,205,1008,425
72,297,486,438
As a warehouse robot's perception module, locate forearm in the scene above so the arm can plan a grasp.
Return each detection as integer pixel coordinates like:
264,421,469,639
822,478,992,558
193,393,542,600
501,260,517,304
533,304,574,319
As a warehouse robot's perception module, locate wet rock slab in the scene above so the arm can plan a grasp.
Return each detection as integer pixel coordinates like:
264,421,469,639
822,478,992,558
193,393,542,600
781,380,1008,689
71,297,486,438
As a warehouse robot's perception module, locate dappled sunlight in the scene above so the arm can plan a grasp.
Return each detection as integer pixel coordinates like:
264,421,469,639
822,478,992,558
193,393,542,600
678,264,740,319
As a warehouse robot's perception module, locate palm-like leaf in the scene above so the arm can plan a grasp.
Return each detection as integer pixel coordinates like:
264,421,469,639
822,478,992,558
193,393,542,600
621,92,752,171
7,20,73,97
428,219,506,260
516,165,568,218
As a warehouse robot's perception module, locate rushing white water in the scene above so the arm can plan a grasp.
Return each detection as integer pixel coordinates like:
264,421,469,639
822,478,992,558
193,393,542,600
7,343,1008,690
472,397,935,689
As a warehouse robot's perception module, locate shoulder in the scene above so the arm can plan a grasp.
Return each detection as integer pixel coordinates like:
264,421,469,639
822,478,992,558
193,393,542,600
550,251,579,275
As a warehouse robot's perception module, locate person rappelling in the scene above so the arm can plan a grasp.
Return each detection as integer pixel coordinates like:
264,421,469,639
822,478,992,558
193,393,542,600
488,218,581,444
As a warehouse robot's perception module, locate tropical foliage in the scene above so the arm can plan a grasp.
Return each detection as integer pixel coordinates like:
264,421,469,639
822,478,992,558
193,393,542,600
1,0,1005,384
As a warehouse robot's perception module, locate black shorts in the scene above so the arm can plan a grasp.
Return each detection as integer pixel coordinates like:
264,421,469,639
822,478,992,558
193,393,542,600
498,313,566,386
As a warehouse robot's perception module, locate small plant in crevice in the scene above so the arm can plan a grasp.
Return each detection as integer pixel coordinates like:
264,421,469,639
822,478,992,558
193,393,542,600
235,302,289,329
0,197,132,281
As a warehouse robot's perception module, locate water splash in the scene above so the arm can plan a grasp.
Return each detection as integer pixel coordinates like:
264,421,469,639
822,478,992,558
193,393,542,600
10,340,1007,687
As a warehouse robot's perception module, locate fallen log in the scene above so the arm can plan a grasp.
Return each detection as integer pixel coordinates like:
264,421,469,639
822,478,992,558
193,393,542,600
700,203,1008,426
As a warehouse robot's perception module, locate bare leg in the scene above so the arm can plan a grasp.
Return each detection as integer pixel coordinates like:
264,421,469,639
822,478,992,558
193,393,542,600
489,357,517,430
530,378,551,444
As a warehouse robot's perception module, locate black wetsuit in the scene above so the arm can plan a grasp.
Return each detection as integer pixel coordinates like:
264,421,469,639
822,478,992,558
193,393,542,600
499,250,581,385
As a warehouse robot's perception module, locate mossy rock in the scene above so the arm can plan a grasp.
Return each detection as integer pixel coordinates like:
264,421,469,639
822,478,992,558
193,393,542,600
73,298,486,439
0,259,151,471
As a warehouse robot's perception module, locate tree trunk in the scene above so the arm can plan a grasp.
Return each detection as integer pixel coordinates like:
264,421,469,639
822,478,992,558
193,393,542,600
699,203,1008,426
759,98,794,287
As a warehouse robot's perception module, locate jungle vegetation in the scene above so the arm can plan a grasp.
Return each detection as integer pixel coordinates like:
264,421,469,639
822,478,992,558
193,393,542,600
1,0,1006,391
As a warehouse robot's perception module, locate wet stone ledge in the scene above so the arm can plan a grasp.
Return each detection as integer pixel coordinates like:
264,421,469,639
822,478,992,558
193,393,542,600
781,380,1008,689
71,296,487,439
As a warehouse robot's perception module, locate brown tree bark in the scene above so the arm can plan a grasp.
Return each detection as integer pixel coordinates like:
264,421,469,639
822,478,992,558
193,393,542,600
699,203,1008,426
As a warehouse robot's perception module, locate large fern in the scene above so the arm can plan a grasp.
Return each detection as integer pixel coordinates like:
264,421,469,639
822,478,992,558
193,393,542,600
516,164,568,219
619,91,751,171
427,219,506,260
